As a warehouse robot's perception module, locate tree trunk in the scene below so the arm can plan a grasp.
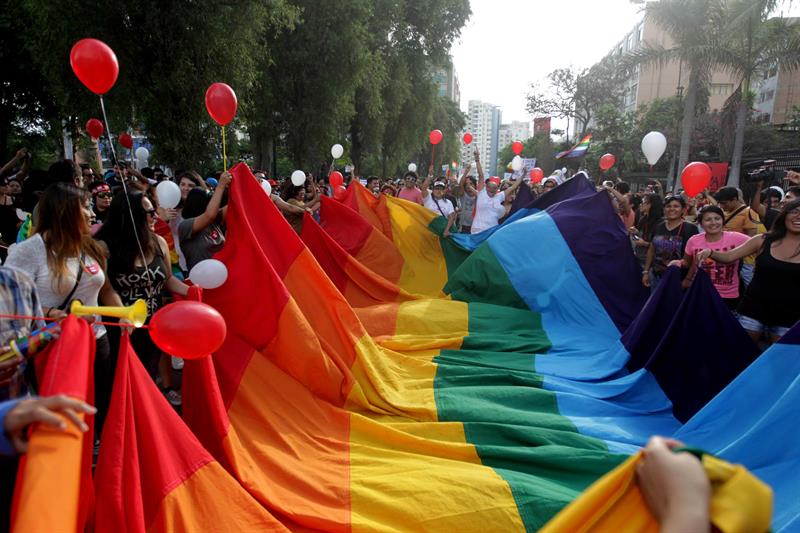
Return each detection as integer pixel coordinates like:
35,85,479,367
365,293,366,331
675,68,700,192
252,131,273,175
727,86,748,188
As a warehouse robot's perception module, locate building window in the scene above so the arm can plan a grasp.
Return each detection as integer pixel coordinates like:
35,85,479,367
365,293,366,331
709,83,734,96
637,24,643,43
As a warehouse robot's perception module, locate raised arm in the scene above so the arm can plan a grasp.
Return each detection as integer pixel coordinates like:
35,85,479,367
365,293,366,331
190,171,231,234
696,234,764,264
1,148,27,177
475,149,485,192
505,178,522,196
750,180,767,219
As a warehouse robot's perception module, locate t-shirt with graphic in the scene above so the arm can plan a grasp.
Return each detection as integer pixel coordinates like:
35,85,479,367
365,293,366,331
471,189,506,234
178,219,225,271
684,231,750,298
109,251,168,316
650,220,699,274
423,194,455,218
397,187,423,205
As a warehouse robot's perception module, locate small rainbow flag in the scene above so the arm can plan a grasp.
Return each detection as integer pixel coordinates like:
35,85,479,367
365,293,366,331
555,133,592,159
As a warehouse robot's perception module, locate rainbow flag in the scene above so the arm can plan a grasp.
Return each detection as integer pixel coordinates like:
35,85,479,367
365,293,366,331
13,162,800,531
181,164,779,530
555,133,592,159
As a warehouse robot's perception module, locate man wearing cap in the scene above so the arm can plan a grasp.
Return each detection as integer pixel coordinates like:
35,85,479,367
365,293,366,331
419,168,457,237
397,171,424,205
470,169,521,234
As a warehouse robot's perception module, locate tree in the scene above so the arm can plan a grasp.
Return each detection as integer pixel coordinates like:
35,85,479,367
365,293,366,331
627,0,726,190
526,55,625,138
714,1,800,186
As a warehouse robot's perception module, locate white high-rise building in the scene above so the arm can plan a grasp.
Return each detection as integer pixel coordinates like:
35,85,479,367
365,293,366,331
497,121,531,153
460,100,502,174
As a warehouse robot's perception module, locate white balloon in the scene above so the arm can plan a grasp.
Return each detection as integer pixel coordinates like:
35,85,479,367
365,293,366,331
331,144,344,159
291,170,306,186
155,180,181,209
641,131,667,166
260,179,272,196
511,155,523,172
408,163,417,173
135,147,150,161
188,259,228,289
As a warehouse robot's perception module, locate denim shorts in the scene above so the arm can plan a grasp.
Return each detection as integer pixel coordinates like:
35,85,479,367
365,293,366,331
738,314,790,338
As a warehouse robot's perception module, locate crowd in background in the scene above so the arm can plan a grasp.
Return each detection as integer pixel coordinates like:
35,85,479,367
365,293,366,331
0,147,799,454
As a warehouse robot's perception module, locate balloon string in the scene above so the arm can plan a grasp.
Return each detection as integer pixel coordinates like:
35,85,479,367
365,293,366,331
0,314,148,329
222,126,227,172
431,145,436,174
98,95,151,288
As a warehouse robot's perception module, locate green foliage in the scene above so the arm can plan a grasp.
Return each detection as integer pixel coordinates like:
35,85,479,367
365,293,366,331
3,0,470,177
494,134,557,176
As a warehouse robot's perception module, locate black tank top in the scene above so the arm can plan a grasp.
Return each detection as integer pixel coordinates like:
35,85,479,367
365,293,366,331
110,250,168,316
738,237,800,327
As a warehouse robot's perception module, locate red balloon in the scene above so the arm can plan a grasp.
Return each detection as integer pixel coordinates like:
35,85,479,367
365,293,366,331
681,162,712,197
70,39,119,95
118,132,133,150
149,301,226,360
205,83,238,126
333,185,347,201
429,129,443,145
463,132,473,145
512,141,524,156
599,153,616,171
85,118,104,139
329,171,344,189
529,168,544,184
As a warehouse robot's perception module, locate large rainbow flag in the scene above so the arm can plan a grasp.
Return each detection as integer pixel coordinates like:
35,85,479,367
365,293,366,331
11,163,800,531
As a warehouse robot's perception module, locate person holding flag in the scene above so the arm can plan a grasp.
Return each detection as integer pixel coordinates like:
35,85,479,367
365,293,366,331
470,166,521,234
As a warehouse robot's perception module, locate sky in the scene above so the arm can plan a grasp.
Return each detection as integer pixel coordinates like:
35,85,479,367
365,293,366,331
451,0,800,127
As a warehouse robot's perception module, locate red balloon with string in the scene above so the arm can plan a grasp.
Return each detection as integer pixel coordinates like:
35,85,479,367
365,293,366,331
205,83,238,126
429,129,443,145
149,301,226,360
681,162,712,197
70,39,119,95
599,153,616,171
463,132,473,145
86,119,104,139
512,141,524,156
118,132,133,150
530,168,544,184
329,171,344,188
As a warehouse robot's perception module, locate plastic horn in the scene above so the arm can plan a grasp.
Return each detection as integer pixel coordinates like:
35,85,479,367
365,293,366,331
70,298,149,328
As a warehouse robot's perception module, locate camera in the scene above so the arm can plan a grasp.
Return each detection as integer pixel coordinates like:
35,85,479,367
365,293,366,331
743,159,777,183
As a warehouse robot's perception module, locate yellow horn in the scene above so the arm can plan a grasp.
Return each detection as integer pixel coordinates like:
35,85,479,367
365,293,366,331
70,299,149,328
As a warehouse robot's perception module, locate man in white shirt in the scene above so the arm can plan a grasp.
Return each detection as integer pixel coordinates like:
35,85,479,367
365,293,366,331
471,175,521,234
420,169,457,237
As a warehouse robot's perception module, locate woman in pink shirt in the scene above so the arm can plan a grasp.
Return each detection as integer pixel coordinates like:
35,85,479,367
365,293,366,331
677,205,749,309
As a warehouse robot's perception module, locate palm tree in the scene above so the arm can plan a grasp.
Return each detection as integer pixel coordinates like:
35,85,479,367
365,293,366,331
715,1,800,186
626,0,726,191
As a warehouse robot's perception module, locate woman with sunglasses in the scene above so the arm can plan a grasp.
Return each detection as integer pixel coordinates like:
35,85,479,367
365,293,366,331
89,181,113,224
95,191,189,403
696,199,800,345
677,205,749,308
642,195,699,291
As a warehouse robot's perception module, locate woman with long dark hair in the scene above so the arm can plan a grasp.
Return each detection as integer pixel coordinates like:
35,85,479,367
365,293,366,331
95,190,189,402
630,193,663,268
5,182,123,442
696,199,800,345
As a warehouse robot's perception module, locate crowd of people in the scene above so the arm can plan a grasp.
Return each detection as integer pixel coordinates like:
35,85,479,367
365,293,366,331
0,146,798,530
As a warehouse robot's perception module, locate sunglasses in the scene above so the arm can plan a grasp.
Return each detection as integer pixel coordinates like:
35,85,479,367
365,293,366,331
95,192,112,198
146,209,157,217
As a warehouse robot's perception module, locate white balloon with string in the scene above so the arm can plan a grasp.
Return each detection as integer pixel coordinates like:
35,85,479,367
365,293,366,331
156,180,181,209
135,146,149,166
408,163,417,173
511,155,523,172
331,144,344,159
261,179,272,196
